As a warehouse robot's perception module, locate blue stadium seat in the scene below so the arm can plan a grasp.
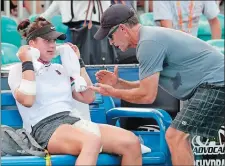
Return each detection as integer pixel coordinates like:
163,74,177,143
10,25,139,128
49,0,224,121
1,43,20,65
1,154,120,166
1,16,22,47
29,15,68,35
50,15,68,34
106,107,172,165
139,12,155,26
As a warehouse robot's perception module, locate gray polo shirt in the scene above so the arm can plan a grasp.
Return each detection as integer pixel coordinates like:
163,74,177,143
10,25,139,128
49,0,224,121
137,26,224,100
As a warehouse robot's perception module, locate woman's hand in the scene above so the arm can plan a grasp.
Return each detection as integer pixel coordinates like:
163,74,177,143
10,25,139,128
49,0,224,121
89,83,116,97
17,45,33,62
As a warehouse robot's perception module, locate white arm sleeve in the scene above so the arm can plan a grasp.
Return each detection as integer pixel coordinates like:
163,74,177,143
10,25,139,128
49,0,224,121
153,1,173,21
8,64,22,96
203,1,220,20
40,1,60,20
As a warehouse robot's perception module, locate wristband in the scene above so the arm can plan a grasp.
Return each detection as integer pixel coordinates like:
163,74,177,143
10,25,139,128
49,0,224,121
22,61,34,72
79,58,85,68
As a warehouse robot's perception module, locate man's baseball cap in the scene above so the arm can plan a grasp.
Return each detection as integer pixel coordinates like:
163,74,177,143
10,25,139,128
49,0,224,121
26,25,66,42
94,4,135,40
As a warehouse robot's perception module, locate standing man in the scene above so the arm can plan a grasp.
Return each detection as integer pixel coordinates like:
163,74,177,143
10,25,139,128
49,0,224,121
153,1,221,39
90,4,224,166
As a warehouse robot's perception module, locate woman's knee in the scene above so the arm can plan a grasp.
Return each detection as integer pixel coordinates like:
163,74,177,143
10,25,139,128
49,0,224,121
47,124,102,155
82,134,102,154
120,131,141,155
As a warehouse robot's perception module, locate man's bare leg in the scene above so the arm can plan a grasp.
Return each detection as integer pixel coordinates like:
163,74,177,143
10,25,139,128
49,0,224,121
166,127,194,166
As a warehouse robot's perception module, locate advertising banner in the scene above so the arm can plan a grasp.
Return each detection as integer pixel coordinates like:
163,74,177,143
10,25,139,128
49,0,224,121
193,126,225,166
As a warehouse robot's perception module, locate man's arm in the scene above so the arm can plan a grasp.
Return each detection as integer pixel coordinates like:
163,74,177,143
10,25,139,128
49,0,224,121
203,1,221,39
114,79,140,89
92,40,166,104
153,1,173,28
40,1,60,20
95,65,140,89
113,72,159,104
208,17,221,39
91,72,159,104
158,20,173,28
23,1,44,14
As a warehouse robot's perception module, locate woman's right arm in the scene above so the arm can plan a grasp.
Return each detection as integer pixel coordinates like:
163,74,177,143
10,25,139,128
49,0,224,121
40,1,60,20
8,46,36,108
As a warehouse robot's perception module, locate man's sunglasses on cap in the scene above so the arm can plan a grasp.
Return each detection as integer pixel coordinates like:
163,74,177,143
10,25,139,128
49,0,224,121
107,16,133,40
108,25,119,40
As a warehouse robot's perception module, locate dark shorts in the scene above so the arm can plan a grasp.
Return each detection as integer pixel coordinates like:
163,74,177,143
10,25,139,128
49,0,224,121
171,83,225,139
31,111,80,149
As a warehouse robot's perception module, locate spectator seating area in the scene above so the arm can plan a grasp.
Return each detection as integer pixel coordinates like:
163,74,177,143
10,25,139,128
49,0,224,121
1,13,224,49
1,13,224,67
1,37,224,67
1,16,22,48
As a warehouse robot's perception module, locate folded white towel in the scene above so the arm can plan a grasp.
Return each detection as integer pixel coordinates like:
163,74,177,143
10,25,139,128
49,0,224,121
56,44,87,92
55,44,90,121
74,77,88,92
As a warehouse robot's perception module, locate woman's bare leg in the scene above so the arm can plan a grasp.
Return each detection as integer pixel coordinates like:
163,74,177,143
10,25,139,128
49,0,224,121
47,123,142,165
47,124,102,166
99,124,142,165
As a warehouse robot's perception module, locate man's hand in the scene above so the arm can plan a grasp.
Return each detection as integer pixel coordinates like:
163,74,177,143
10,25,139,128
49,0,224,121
95,65,119,87
66,42,80,58
89,83,116,97
17,45,33,62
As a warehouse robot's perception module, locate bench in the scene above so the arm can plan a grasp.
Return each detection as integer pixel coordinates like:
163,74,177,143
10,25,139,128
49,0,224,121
1,91,172,166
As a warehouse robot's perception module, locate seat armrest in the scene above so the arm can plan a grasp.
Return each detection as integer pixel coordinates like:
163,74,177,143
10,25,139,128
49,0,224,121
106,107,172,153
